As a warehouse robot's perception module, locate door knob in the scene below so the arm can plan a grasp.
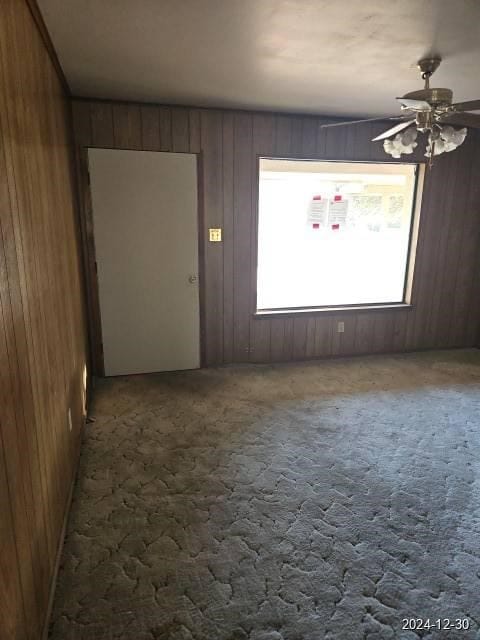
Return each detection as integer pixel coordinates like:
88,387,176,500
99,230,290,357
188,275,198,284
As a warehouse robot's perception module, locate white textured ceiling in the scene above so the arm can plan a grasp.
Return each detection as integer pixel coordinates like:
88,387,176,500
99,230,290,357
38,0,480,117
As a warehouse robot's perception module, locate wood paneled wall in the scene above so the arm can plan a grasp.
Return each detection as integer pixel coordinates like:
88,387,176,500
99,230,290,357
72,99,480,369
0,2,87,638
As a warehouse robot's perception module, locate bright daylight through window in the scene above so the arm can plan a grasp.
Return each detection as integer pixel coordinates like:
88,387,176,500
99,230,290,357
256,159,419,311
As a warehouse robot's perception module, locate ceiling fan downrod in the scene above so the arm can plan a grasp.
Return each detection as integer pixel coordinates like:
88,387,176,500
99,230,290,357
418,57,442,90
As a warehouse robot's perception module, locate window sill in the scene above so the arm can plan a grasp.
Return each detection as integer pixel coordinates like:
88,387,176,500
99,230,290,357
254,303,413,318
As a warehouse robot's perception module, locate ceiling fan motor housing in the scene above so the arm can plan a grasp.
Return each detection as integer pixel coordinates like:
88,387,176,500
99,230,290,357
403,88,453,108
415,111,433,132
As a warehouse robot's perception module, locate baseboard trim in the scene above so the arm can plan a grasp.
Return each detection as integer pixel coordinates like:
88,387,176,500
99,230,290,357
41,427,84,640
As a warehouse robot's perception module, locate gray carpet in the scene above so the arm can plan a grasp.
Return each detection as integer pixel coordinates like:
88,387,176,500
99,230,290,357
49,349,480,640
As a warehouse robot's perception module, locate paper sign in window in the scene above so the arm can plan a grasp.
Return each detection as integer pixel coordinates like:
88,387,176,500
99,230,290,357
307,196,328,227
328,198,348,226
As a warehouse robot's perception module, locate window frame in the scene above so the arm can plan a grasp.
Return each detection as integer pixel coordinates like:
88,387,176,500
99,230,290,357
253,156,425,317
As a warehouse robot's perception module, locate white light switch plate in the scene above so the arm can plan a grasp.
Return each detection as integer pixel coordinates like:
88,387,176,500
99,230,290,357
209,228,222,242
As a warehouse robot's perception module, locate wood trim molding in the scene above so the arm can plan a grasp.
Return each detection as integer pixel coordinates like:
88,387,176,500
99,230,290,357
24,0,70,95
78,147,105,376
255,304,414,318
196,152,207,368
41,427,84,640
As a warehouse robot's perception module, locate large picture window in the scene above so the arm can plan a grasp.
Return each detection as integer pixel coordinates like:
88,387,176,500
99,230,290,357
256,159,420,312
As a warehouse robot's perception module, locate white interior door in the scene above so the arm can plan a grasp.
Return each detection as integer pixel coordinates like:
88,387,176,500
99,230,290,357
88,148,200,376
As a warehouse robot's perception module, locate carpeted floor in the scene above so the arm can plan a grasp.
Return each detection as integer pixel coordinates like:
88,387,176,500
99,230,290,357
49,349,480,640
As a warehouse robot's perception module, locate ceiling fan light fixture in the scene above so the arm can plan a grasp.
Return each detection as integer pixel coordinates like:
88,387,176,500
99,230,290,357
320,57,480,165
441,125,467,147
383,126,418,158
424,125,467,157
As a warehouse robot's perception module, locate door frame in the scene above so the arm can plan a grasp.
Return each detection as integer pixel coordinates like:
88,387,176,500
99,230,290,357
78,146,206,376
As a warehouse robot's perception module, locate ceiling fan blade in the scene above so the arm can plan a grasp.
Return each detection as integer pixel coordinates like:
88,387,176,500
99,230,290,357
372,119,416,141
396,97,431,110
441,111,480,128
450,99,480,112
319,115,405,129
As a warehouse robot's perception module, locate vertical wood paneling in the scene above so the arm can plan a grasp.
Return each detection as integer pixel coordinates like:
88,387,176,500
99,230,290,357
171,107,190,152
14,19,65,548
250,319,271,363
453,133,480,344
405,164,436,349
0,2,88,638
201,110,224,365
159,106,172,151
292,317,308,360
468,246,480,344
222,111,235,363
0,156,48,635
270,116,295,361
0,430,26,639
113,103,142,149
0,10,51,633
301,117,317,157
392,310,408,352
425,152,461,346
270,318,285,362
372,313,394,354
326,121,347,160
250,113,275,362
316,118,329,158
34,44,72,506
355,313,374,354
305,317,316,358
72,100,92,147
233,112,253,361
90,102,114,147
330,314,342,356
282,317,295,361
72,100,480,370
189,109,201,154
435,136,477,346
275,115,293,156
291,116,304,155
0,227,40,639
140,105,160,151
355,122,376,161
410,159,447,347
339,315,357,356
315,316,332,357
345,124,356,161
464,139,480,345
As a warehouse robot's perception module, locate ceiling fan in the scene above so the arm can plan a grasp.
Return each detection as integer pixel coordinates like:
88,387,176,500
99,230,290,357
320,58,480,165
